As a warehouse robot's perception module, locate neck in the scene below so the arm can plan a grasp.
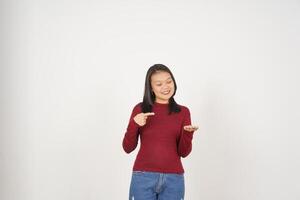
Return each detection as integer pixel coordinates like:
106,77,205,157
155,99,169,104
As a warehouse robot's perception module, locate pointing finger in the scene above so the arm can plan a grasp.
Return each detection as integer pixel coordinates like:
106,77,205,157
144,112,155,117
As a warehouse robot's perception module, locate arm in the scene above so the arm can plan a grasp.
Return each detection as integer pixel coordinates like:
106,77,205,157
178,107,194,158
122,104,141,153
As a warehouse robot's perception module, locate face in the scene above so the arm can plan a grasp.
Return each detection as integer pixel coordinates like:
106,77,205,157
150,71,175,104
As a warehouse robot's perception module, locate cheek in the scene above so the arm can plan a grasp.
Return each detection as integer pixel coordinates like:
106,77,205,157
152,86,160,94
171,83,175,89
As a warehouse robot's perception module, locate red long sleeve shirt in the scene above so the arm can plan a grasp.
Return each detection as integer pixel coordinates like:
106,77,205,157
122,102,194,174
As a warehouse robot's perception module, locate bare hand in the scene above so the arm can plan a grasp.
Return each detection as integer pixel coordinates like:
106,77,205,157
133,112,155,126
183,125,199,132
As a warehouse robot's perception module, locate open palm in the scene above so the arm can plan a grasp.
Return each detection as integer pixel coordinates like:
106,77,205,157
183,125,199,132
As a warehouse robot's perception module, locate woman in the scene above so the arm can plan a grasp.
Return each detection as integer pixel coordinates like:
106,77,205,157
122,64,199,200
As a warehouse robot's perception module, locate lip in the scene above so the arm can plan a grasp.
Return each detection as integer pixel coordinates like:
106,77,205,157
162,90,170,95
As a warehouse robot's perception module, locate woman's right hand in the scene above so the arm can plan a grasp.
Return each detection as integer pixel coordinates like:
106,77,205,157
133,112,155,126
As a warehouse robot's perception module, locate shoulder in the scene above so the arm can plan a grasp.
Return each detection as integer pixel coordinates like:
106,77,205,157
132,102,143,112
177,103,191,115
128,102,142,116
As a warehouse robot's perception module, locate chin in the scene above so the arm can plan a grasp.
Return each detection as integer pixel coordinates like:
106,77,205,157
165,97,172,101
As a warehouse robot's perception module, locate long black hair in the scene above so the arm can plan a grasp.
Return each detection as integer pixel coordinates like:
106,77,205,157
141,64,181,115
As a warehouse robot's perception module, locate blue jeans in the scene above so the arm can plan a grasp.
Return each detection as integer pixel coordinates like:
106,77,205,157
129,171,185,200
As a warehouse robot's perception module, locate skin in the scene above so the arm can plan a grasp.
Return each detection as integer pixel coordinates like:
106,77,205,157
134,71,199,132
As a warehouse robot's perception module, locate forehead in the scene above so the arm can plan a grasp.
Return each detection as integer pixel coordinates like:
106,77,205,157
151,71,172,82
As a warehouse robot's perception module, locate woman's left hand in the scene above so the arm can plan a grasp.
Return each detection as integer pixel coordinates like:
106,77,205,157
183,125,199,132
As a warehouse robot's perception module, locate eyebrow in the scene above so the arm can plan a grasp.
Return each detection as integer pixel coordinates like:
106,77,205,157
154,77,172,83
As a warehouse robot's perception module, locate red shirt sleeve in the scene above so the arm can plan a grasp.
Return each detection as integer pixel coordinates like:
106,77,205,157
122,103,142,153
177,107,194,158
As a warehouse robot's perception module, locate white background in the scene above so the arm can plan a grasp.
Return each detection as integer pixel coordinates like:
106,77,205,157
1,0,300,199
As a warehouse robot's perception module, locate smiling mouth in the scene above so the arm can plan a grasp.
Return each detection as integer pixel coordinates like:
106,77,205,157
162,90,170,95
